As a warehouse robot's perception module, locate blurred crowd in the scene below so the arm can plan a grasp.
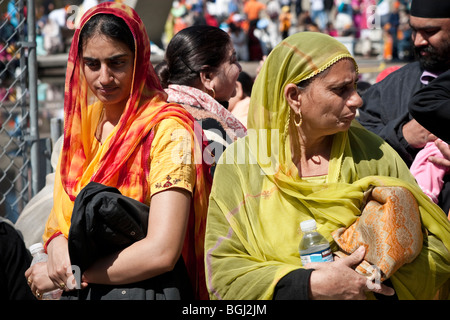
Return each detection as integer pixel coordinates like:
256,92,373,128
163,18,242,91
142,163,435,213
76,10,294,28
163,0,414,62
1,0,415,62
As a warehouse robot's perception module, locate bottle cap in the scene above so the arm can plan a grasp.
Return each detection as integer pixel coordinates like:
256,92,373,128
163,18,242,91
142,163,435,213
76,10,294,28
29,243,45,255
300,219,317,232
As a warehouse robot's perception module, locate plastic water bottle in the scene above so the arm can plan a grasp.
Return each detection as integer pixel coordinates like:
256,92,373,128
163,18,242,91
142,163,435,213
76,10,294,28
299,219,333,265
29,243,63,300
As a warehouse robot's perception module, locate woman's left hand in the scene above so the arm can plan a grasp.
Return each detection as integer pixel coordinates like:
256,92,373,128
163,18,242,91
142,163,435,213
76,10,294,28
305,246,395,300
25,262,59,299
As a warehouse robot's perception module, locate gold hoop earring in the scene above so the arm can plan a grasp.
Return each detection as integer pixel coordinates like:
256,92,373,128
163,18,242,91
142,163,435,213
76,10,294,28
210,88,216,99
294,111,303,127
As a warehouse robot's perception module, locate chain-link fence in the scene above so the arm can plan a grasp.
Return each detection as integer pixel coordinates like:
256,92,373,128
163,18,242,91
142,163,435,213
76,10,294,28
0,0,171,224
1,0,49,222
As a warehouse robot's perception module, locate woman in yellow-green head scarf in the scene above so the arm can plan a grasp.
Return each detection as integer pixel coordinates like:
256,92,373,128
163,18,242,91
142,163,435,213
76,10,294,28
205,32,450,300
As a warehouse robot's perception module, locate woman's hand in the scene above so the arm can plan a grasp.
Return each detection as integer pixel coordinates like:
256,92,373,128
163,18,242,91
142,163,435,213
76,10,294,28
46,235,78,290
428,139,450,168
25,261,59,299
305,246,395,300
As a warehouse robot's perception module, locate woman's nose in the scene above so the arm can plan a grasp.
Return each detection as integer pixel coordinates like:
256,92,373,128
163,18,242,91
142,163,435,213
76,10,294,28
99,64,113,84
350,90,363,109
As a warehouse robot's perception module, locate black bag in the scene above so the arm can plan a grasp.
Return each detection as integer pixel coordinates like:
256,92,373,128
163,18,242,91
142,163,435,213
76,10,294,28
66,182,192,300
69,182,149,273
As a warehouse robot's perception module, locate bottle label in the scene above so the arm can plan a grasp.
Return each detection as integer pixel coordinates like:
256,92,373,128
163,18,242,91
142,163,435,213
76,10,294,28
300,247,333,265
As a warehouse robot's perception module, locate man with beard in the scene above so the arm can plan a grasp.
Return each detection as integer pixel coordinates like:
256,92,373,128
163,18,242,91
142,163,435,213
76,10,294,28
357,0,450,214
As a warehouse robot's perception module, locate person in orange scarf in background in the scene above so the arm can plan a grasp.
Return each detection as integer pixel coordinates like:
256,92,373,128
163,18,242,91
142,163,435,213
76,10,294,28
243,0,266,23
25,2,211,300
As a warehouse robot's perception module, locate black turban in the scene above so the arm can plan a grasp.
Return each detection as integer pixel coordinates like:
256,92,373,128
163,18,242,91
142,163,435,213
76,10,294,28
410,0,450,18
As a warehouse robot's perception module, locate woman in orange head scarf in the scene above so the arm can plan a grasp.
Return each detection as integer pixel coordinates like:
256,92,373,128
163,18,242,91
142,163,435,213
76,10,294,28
25,2,210,300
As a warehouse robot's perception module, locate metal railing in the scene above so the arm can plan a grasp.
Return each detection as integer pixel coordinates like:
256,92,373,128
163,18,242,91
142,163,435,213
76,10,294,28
1,0,49,222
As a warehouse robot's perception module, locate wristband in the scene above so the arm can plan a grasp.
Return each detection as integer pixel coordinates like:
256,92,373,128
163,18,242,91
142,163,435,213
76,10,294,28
44,231,63,253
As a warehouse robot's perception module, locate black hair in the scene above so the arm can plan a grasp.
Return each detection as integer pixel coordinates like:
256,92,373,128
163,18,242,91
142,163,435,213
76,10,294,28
296,57,355,89
78,13,135,55
297,68,331,89
156,25,232,88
